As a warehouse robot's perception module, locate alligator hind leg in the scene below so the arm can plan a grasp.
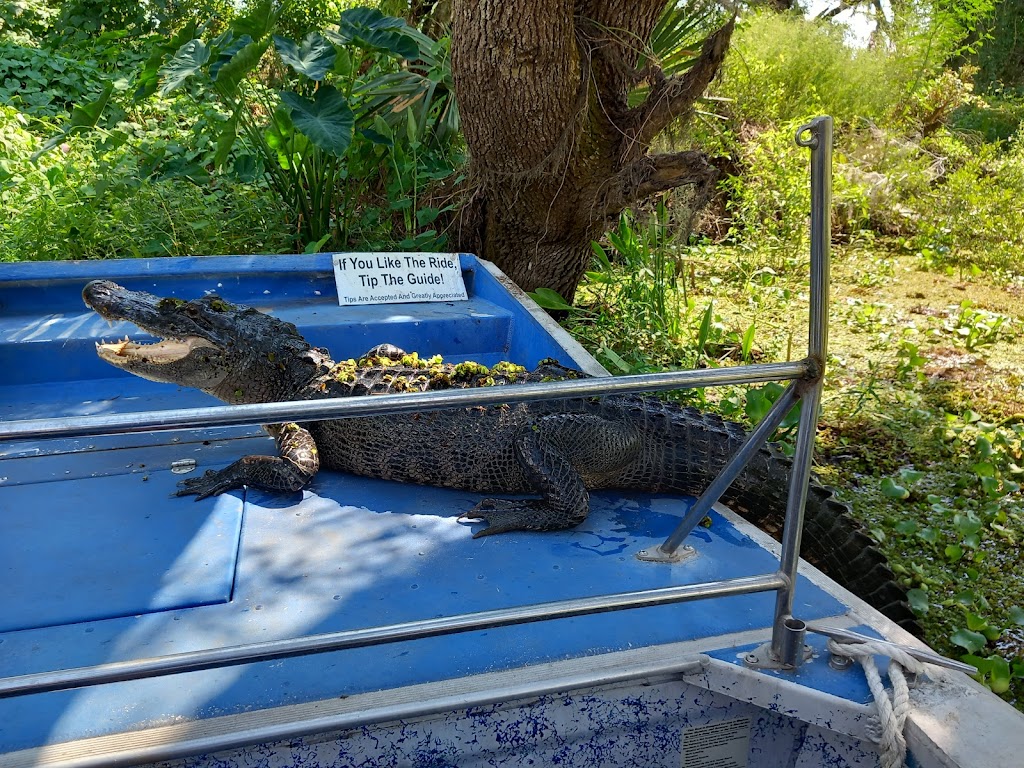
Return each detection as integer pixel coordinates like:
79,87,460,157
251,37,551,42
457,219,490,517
463,414,639,537
175,422,320,500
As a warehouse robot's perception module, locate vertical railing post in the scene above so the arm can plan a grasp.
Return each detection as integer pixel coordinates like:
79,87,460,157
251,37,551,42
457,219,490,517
770,116,832,667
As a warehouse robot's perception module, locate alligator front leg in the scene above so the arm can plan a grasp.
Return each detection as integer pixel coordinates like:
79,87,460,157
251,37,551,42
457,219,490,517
175,422,319,500
462,414,639,537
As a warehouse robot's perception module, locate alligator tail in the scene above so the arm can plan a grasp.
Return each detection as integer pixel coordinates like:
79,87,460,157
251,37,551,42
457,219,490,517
666,406,921,636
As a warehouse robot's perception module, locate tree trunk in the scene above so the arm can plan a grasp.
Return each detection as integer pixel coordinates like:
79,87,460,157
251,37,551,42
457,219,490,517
450,0,733,298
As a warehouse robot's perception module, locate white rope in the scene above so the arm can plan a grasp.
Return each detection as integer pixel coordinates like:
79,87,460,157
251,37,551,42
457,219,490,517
827,638,927,768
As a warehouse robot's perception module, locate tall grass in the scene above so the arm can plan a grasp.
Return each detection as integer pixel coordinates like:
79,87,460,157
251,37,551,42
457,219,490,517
717,13,913,125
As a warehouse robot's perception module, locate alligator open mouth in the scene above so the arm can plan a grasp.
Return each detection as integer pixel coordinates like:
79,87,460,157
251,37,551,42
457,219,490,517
96,336,218,365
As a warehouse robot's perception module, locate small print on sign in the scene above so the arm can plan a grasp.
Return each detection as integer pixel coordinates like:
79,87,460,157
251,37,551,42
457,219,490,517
682,717,750,768
332,252,468,306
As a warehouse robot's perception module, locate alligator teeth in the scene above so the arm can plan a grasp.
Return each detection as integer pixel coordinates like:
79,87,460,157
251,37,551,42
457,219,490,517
96,338,133,357
96,335,215,364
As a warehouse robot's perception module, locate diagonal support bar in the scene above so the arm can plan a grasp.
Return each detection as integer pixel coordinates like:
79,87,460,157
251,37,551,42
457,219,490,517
639,381,802,562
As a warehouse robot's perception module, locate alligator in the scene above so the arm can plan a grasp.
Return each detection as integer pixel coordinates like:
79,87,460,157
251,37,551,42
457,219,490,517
82,279,919,633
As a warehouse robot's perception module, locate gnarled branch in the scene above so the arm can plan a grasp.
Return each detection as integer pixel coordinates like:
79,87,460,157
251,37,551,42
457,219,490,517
601,150,717,216
621,15,735,162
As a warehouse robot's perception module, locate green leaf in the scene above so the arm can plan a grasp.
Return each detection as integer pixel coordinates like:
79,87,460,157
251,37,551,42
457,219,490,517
405,106,418,144
964,611,995,633
69,84,113,130
881,477,910,500
1009,606,1024,626
159,39,210,96
950,628,988,654
360,127,393,146
280,86,354,157
987,656,1012,693
332,46,352,77
953,589,977,605
944,544,964,562
32,83,114,160
416,206,440,226
338,6,405,32
528,287,573,311
954,513,983,537
907,588,929,615
740,322,756,360
265,105,296,167
972,461,995,478
964,655,1012,693
232,153,259,180
696,301,714,354
898,468,925,484
983,626,1003,641
330,7,419,60
134,20,197,102
216,36,272,95
917,527,939,544
600,346,632,373
214,107,241,168
744,389,771,424
209,34,253,80
303,232,332,253
894,520,918,535
981,476,1002,496
231,0,278,41
591,241,613,270
274,32,336,81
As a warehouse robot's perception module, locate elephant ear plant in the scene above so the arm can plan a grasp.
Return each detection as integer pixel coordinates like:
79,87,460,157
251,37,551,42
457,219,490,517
40,3,460,251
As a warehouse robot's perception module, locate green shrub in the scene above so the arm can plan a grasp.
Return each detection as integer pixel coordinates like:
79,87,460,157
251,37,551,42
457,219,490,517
0,0,58,43
951,92,1024,145
717,13,911,125
47,4,462,252
719,121,876,255
906,131,1024,276
0,41,110,118
0,106,292,261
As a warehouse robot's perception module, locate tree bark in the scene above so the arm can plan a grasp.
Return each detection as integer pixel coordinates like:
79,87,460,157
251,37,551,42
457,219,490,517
450,0,733,298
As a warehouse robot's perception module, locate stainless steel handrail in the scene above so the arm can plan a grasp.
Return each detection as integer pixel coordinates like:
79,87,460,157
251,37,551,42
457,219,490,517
0,361,808,442
0,574,784,698
770,116,833,662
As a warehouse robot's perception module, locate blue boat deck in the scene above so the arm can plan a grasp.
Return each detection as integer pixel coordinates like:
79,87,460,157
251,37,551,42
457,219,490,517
5,254,1019,768
0,469,854,752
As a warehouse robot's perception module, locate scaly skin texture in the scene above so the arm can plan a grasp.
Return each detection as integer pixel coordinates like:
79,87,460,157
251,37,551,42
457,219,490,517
82,280,919,633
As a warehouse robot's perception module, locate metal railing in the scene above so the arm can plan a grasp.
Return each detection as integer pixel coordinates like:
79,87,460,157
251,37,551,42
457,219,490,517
0,116,833,697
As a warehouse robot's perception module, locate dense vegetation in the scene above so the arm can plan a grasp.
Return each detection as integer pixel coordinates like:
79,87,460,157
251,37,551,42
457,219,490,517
559,7,1024,704
2,0,1023,704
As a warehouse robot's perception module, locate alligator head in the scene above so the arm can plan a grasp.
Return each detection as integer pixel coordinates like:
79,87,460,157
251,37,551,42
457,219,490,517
83,280,324,404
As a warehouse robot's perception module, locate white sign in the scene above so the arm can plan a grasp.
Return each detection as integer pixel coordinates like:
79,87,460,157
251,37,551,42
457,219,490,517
332,252,468,306
682,717,750,768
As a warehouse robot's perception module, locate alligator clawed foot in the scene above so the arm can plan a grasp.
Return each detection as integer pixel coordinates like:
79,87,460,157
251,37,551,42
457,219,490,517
174,469,240,501
461,498,545,538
